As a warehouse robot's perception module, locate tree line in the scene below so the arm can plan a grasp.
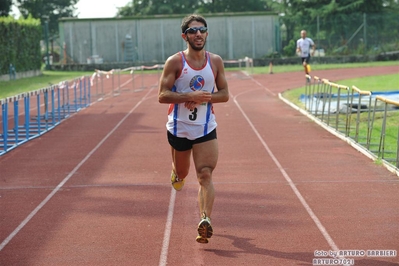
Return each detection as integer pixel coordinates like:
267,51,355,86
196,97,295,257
1,0,398,56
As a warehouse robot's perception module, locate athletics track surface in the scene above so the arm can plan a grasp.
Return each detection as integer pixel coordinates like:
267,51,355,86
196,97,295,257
0,65,398,266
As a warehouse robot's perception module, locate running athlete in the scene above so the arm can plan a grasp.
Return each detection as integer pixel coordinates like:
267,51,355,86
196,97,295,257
296,30,316,76
158,14,229,244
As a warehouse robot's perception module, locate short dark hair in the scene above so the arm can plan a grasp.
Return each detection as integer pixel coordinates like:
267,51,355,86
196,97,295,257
181,14,207,34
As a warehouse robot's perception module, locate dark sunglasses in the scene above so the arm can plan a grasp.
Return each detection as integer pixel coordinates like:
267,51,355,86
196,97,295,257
184,27,208,34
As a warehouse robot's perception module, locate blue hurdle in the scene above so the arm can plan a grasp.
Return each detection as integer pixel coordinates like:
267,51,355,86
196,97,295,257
0,76,91,155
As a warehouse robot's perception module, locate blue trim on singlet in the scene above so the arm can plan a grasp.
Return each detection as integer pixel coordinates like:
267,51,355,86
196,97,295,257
172,52,186,136
172,85,178,136
204,103,211,135
203,52,213,136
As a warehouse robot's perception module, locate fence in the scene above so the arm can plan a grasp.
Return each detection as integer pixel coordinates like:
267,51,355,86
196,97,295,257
58,13,278,65
281,12,399,58
301,76,399,173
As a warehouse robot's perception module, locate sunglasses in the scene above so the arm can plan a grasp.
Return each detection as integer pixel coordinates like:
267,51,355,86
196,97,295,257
184,27,208,34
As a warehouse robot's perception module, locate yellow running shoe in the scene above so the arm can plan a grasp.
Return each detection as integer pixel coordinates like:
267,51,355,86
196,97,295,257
196,213,213,244
171,171,185,191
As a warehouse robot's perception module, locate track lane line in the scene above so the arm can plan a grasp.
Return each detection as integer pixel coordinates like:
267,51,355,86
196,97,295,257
158,189,176,266
0,87,155,252
231,88,341,254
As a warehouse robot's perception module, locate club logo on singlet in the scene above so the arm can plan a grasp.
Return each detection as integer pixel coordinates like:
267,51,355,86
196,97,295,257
189,75,205,91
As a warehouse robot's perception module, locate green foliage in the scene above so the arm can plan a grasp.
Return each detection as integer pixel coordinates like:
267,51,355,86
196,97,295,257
117,0,202,16
0,0,12,16
274,0,399,54
283,39,296,56
0,16,42,75
326,12,399,55
15,0,78,34
197,0,269,13
116,0,271,16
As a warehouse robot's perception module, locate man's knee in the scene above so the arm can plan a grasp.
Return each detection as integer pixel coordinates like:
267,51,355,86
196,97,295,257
197,167,213,184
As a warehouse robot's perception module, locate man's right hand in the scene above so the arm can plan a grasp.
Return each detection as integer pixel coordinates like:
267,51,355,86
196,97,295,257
191,90,212,103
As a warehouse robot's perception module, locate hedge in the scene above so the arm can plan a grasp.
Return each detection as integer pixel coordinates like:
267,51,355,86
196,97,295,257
0,16,42,75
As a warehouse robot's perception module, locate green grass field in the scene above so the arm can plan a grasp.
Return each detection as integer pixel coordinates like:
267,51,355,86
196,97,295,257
0,71,93,99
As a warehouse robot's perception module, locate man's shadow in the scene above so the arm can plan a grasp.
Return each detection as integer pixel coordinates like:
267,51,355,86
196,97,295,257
203,234,399,266
203,233,312,265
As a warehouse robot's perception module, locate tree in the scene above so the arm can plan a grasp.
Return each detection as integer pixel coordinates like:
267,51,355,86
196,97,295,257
15,0,78,34
0,0,12,16
269,0,399,54
116,0,271,17
117,0,203,16
197,0,269,13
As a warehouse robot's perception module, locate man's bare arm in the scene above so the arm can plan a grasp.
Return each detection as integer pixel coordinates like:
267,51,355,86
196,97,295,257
211,54,229,103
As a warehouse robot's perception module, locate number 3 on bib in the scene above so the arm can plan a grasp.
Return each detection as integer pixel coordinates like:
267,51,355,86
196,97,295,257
189,108,198,121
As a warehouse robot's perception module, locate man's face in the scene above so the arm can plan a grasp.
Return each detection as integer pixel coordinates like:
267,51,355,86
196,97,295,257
184,21,208,51
301,31,306,39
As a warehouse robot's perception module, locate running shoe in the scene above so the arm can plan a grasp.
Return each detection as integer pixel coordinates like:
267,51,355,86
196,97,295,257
196,213,213,244
171,170,185,191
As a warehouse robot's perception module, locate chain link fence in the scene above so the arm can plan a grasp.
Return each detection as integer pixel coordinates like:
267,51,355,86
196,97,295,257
281,12,399,58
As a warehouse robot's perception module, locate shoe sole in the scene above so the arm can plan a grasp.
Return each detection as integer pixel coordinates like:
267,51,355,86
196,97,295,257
196,235,209,244
197,219,213,240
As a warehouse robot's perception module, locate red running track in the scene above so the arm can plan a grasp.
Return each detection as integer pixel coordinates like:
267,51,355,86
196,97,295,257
0,65,399,266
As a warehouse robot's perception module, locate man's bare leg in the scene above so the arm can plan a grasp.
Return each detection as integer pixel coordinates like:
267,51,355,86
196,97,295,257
192,139,218,243
303,61,309,74
197,167,215,217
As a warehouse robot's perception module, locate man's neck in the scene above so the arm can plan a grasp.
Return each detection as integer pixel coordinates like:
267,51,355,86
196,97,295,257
184,49,207,68
187,48,205,58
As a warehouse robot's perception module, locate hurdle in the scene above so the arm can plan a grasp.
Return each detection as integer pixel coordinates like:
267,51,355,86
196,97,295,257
0,76,91,155
143,64,163,88
223,57,254,78
300,74,399,173
348,86,373,144
106,64,163,93
134,64,163,91
120,66,142,92
369,96,399,166
91,69,114,100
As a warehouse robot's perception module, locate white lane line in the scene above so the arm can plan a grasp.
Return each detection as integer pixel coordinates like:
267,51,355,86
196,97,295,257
158,189,176,266
232,89,340,253
0,87,155,252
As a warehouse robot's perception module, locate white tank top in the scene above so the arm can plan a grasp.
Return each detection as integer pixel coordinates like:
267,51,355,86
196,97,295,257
297,37,314,57
166,51,217,140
